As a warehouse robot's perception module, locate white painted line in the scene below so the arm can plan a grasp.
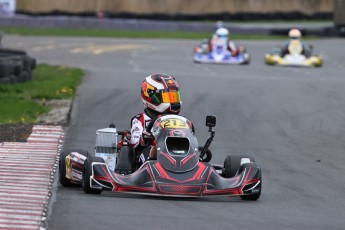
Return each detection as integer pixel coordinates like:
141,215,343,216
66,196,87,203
0,175,51,182
0,157,54,162
0,159,55,164
0,216,41,222
0,197,47,204
0,173,51,180
27,138,61,142
0,184,51,191
0,166,52,172
0,148,57,152
0,205,43,212
0,217,42,224
0,224,39,230
0,191,48,199
0,192,48,198
0,164,53,169
0,208,42,215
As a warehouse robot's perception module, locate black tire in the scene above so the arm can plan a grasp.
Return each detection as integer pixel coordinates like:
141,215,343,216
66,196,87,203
82,156,104,194
9,75,18,84
59,150,74,187
222,155,255,178
59,149,90,187
0,61,13,77
22,56,36,70
29,57,36,69
14,62,23,75
0,48,27,55
223,155,261,201
0,76,11,84
25,70,32,81
19,70,30,82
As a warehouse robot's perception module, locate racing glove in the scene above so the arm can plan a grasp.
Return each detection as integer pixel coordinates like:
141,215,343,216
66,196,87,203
140,130,154,147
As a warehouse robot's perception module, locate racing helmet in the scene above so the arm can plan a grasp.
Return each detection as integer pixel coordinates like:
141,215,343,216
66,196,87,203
216,28,229,39
215,20,224,29
288,28,302,39
141,74,181,114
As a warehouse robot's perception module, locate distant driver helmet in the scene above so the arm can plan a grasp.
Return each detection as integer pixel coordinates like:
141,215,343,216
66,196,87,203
216,28,229,39
288,28,302,39
216,21,224,29
141,74,181,115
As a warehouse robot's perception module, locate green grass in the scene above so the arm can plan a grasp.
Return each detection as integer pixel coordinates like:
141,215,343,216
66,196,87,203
0,64,83,124
1,27,300,40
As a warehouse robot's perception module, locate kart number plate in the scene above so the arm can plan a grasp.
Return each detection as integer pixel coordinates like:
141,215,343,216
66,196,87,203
160,118,187,129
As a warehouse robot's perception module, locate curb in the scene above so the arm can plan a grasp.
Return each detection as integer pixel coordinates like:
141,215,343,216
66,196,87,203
0,125,64,230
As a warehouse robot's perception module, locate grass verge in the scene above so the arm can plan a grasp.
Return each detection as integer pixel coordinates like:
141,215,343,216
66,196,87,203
0,64,83,124
0,27,302,40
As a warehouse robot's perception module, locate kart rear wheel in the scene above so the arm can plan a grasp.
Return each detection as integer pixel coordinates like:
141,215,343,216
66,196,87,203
314,56,323,67
223,155,261,201
59,149,90,187
82,156,104,194
222,155,255,178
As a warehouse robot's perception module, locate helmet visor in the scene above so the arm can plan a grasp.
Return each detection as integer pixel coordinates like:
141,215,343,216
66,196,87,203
289,36,300,40
161,91,181,103
148,90,181,105
218,34,228,39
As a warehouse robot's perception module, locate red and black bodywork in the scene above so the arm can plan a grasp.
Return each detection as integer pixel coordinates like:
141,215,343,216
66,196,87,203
85,115,262,198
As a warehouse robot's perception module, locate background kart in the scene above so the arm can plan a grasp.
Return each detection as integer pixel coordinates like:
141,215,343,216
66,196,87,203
59,115,262,200
193,39,250,64
265,43,322,67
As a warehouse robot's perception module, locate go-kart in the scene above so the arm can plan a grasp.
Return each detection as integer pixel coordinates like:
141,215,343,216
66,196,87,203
59,115,262,200
265,41,322,67
193,38,250,64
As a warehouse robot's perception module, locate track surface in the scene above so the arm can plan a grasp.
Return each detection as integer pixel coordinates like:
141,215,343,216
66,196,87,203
4,36,345,230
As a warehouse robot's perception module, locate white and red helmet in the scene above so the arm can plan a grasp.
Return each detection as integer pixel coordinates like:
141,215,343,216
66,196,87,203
141,74,181,114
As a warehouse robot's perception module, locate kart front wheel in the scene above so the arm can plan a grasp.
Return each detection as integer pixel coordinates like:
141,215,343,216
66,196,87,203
241,183,261,201
222,155,255,178
223,155,261,201
82,156,103,194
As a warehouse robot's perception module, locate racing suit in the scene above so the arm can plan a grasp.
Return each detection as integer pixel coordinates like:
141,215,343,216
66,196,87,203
208,37,239,56
130,108,158,164
280,41,309,57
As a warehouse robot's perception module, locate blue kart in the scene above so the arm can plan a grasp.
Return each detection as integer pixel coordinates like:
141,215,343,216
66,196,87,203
193,39,250,65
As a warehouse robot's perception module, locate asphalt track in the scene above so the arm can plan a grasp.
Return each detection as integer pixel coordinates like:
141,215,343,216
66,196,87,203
4,36,345,230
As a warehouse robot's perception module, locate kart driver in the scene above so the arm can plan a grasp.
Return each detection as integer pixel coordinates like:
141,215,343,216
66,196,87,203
209,27,242,57
129,73,182,165
280,28,309,57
